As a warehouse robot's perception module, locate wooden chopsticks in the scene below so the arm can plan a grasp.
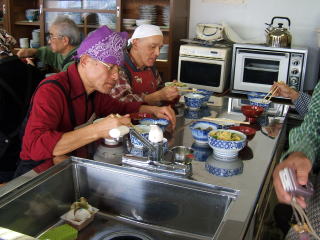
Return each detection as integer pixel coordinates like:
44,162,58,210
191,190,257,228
202,117,250,125
263,86,279,103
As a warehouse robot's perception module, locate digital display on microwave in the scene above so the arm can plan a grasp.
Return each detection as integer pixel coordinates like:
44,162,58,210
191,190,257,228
243,59,280,85
180,60,221,87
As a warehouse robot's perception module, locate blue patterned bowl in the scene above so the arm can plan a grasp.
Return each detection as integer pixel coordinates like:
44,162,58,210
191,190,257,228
205,154,243,177
184,108,203,119
184,93,205,110
139,118,169,130
130,138,168,157
197,89,213,105
247,92,270,109
191,142,212,162
189,121,219,144
208,129,247,159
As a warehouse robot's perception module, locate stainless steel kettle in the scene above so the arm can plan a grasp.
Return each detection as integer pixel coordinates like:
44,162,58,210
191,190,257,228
265,16,292,48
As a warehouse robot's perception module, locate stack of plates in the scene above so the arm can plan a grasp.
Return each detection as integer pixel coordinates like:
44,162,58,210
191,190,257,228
139,5,157,25
123,18,136,28
162,6,170,26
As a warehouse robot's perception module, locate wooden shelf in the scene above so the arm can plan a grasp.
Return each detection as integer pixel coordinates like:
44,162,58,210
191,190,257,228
15,21,40,26
123,26,169,32
43,8,116,14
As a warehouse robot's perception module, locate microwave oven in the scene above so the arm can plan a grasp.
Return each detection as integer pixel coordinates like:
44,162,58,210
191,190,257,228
231,44,308,94
177,44,232,93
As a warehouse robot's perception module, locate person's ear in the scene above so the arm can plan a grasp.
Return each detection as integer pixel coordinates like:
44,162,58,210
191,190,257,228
131,39,139,49
62,36,70,46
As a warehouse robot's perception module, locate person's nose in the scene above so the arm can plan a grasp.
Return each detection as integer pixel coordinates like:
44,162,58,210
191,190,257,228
154,47,160,57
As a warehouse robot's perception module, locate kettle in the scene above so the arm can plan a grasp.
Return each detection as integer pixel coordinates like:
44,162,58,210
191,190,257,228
265,16,292,48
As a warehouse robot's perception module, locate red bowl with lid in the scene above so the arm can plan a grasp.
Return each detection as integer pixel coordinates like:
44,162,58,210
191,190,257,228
241,105,264,123
130,112,153,125
229,126,256,141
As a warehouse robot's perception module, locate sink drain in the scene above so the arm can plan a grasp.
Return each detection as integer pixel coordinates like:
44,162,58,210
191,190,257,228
101,230,154,240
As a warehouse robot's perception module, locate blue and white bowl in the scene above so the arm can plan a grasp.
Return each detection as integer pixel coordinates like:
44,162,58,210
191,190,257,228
205,154,243,177
191,142,213,162
184,93,205,110
189,121,219,144
184,108,203,119
139,118,169,131
247,92,270,109
208,129,247,159
197,89,213,105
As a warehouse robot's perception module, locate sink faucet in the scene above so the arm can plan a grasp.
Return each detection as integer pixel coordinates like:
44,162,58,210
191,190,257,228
122,126,192,178
129,127,164,162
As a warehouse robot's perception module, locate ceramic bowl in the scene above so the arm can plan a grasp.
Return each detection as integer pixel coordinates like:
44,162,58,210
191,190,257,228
184,93,206,110
184,108,203,119
189,121,219,144
196,89,214,105
139,118,169,131
171,146,194,164
208,129,247,159
25,9,39,22
205,154,243,177
241,105,264,123
229,126,256,141
191,142,212,162
247,92,270,108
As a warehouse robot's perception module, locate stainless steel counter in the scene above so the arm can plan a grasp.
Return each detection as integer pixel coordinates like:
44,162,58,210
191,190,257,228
0,96,290,240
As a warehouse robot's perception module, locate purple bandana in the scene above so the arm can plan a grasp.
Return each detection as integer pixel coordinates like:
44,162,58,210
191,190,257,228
75,26,128,66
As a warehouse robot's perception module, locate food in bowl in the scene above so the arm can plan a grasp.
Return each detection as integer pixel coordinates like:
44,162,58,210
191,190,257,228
189,121,219,144
196,89,214,105
184,93,205,110
247,92,270,108
209,130,243,141
208,129,247,158
165,82,188,87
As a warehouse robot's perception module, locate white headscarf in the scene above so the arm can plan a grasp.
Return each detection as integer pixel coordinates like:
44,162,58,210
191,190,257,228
128,24,163,46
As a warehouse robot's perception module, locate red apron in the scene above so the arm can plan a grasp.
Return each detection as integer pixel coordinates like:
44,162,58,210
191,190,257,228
124,62,158,95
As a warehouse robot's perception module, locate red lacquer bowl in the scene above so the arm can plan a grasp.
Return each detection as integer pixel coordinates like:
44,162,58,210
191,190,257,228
229,126,256,141
241,105,264,123
130,112,153,125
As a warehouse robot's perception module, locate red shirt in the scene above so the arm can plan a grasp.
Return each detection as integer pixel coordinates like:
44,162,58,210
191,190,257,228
20,63,142,171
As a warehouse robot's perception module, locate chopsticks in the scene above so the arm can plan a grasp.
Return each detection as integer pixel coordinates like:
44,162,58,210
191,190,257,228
263,86,279,103
202,117,250,125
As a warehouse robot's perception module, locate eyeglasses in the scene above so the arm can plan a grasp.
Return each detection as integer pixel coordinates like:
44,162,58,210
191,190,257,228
46,33,63,41
97,60,120,75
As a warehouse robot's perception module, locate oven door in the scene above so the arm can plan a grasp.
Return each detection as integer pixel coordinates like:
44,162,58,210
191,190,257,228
178,56,227,93
233,49,290,93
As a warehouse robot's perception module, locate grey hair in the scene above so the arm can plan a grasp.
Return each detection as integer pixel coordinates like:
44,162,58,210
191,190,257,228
51,16,81,46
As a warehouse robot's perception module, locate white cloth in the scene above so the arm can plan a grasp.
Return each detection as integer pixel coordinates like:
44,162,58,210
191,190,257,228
128,24,163,45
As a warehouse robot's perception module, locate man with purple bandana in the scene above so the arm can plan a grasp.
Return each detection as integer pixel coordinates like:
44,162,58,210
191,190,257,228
15,26,176,176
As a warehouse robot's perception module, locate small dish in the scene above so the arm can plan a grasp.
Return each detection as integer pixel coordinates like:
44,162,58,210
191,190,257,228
229,126,256,141
189,121,219,144
208,129,247,159
184,93,206,110
139,118,169,130
171,146,194,164
61,207,99,231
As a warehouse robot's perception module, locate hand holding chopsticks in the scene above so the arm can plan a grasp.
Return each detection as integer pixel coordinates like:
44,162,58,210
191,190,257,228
263,86,279,103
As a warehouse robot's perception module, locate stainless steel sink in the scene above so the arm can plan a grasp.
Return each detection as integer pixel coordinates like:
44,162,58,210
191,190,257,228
0,157,238,240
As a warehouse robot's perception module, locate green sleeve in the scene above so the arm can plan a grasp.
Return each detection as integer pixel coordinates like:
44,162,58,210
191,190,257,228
281,82,320,163
35,46,62,71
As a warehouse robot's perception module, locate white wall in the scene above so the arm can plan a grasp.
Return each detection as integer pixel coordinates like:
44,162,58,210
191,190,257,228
189,0,320,90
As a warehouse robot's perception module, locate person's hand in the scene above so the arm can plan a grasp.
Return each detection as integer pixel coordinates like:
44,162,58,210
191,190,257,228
53,155,69,165
273,152,312,208
150,106,176,129
17,48,37,58
271,82,299,101
93,114,131,139
25,57,35,66
158,86,179,101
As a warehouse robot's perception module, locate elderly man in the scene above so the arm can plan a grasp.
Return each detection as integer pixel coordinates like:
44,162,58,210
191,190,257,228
15,26,175,176
110,24,179,105
17,16,81,72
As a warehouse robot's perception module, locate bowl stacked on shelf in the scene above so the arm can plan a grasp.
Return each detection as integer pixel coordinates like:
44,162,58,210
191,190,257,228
139,5,157,25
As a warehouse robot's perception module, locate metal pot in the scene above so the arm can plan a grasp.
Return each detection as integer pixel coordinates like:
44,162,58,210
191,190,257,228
265,16,292,48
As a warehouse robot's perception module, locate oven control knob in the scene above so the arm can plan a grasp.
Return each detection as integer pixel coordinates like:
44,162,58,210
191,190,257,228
290,77,299,85
292,60,300,66
291,68,299,75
